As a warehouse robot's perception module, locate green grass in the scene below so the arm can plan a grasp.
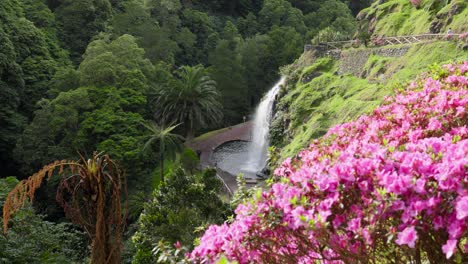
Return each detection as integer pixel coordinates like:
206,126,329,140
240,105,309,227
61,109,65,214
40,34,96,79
363,54,393,80
192,127,229,143
364,0,468,36
301,58,335,76
279,73,383,159
388,41,468,82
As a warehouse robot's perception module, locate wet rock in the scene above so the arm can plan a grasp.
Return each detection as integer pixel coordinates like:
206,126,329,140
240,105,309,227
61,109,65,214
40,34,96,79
450,3,461,16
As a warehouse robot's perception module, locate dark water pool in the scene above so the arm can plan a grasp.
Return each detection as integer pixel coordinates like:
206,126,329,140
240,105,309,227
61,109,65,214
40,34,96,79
211,141,258,179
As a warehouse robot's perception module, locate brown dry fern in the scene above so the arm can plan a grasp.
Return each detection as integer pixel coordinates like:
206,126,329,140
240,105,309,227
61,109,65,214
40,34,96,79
2,152,127,264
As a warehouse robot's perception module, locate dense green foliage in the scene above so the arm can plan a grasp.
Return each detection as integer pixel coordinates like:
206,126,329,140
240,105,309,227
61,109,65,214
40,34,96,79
132,166,230,263
0,0,70,176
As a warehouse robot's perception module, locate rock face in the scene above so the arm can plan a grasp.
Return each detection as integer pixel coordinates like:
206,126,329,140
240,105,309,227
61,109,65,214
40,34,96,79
430,3,462,33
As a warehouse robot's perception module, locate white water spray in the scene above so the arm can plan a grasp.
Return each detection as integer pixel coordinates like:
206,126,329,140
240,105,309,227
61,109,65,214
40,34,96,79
243,77,285,175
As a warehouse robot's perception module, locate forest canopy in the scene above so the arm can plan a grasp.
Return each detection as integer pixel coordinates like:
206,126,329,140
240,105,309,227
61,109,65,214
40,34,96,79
1,0,361,181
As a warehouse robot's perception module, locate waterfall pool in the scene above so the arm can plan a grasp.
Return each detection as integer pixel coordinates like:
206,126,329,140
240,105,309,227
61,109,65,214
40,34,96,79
211,140,257,179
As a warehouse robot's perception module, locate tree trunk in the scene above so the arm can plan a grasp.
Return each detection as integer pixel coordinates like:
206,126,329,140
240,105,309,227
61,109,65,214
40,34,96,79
160,141,164,183
186,117,194,140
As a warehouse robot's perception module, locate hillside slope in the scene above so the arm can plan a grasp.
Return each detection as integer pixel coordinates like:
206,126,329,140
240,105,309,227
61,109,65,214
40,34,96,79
270,39,467,162
359,0,467,35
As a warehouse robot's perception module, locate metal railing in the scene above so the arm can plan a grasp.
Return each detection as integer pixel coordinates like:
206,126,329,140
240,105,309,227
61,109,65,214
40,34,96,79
306,33,463,51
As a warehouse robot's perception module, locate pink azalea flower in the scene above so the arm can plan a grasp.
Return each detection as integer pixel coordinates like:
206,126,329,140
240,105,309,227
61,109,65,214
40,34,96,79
395,226,418,248
427,117,442,130
455,196,468,220
347,218,361,232
174,241,181,249
442,239,457,259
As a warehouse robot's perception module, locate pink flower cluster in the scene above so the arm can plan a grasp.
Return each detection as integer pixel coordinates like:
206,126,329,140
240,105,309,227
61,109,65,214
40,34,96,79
459,32,468,42
190,62,468,263
409,0,422,7
371,37,385,46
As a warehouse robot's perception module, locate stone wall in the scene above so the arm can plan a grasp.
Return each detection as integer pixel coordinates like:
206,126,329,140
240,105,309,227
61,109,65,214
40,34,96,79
337,46,410,77
308,45,411,77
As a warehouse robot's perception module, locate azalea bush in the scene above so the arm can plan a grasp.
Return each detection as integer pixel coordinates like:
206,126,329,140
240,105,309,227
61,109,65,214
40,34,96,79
190,62,468,263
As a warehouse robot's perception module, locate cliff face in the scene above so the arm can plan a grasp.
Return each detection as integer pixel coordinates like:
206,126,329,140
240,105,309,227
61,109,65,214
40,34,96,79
270,40,467,163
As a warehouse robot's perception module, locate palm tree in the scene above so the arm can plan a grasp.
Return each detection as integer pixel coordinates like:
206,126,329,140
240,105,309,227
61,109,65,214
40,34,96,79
141,121,184,183
155,65,223,139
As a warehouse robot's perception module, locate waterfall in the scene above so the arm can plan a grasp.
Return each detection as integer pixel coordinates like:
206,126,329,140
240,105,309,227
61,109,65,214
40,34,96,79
243,77,285,176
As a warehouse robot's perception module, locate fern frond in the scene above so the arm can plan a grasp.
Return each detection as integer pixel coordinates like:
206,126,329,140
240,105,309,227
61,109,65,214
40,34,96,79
3,160,76,234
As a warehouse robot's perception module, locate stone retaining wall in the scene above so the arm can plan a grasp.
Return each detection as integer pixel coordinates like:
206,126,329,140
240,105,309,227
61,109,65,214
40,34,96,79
337,46,410,77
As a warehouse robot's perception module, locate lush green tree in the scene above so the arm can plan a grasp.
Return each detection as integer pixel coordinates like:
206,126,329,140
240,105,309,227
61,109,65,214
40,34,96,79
192,0,263,15
146,0,182,27
18,0,70,65
0,27,26,177
267,26,303,67
132,167,229,263
142,122,184,183
79,34,154,91
47,67,81,97
155,65,223,138
14,88,94,175
343,0,374,16
0,1,68,118
259,0,307,33
239,34,277,105
173,27,198,65
208,22,248,124
237,12,259,37
54,0,112,63
287,0,323,13
180,9,216,65
0,0,70,177
111,0,180,64
306,0,356,36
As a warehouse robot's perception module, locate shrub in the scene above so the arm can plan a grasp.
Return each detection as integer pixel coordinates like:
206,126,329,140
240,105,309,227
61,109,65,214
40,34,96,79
190,62,468,263
132,167,229,263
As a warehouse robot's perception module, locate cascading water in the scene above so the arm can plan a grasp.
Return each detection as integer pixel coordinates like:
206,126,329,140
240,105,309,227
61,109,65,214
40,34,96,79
242,77,285,176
